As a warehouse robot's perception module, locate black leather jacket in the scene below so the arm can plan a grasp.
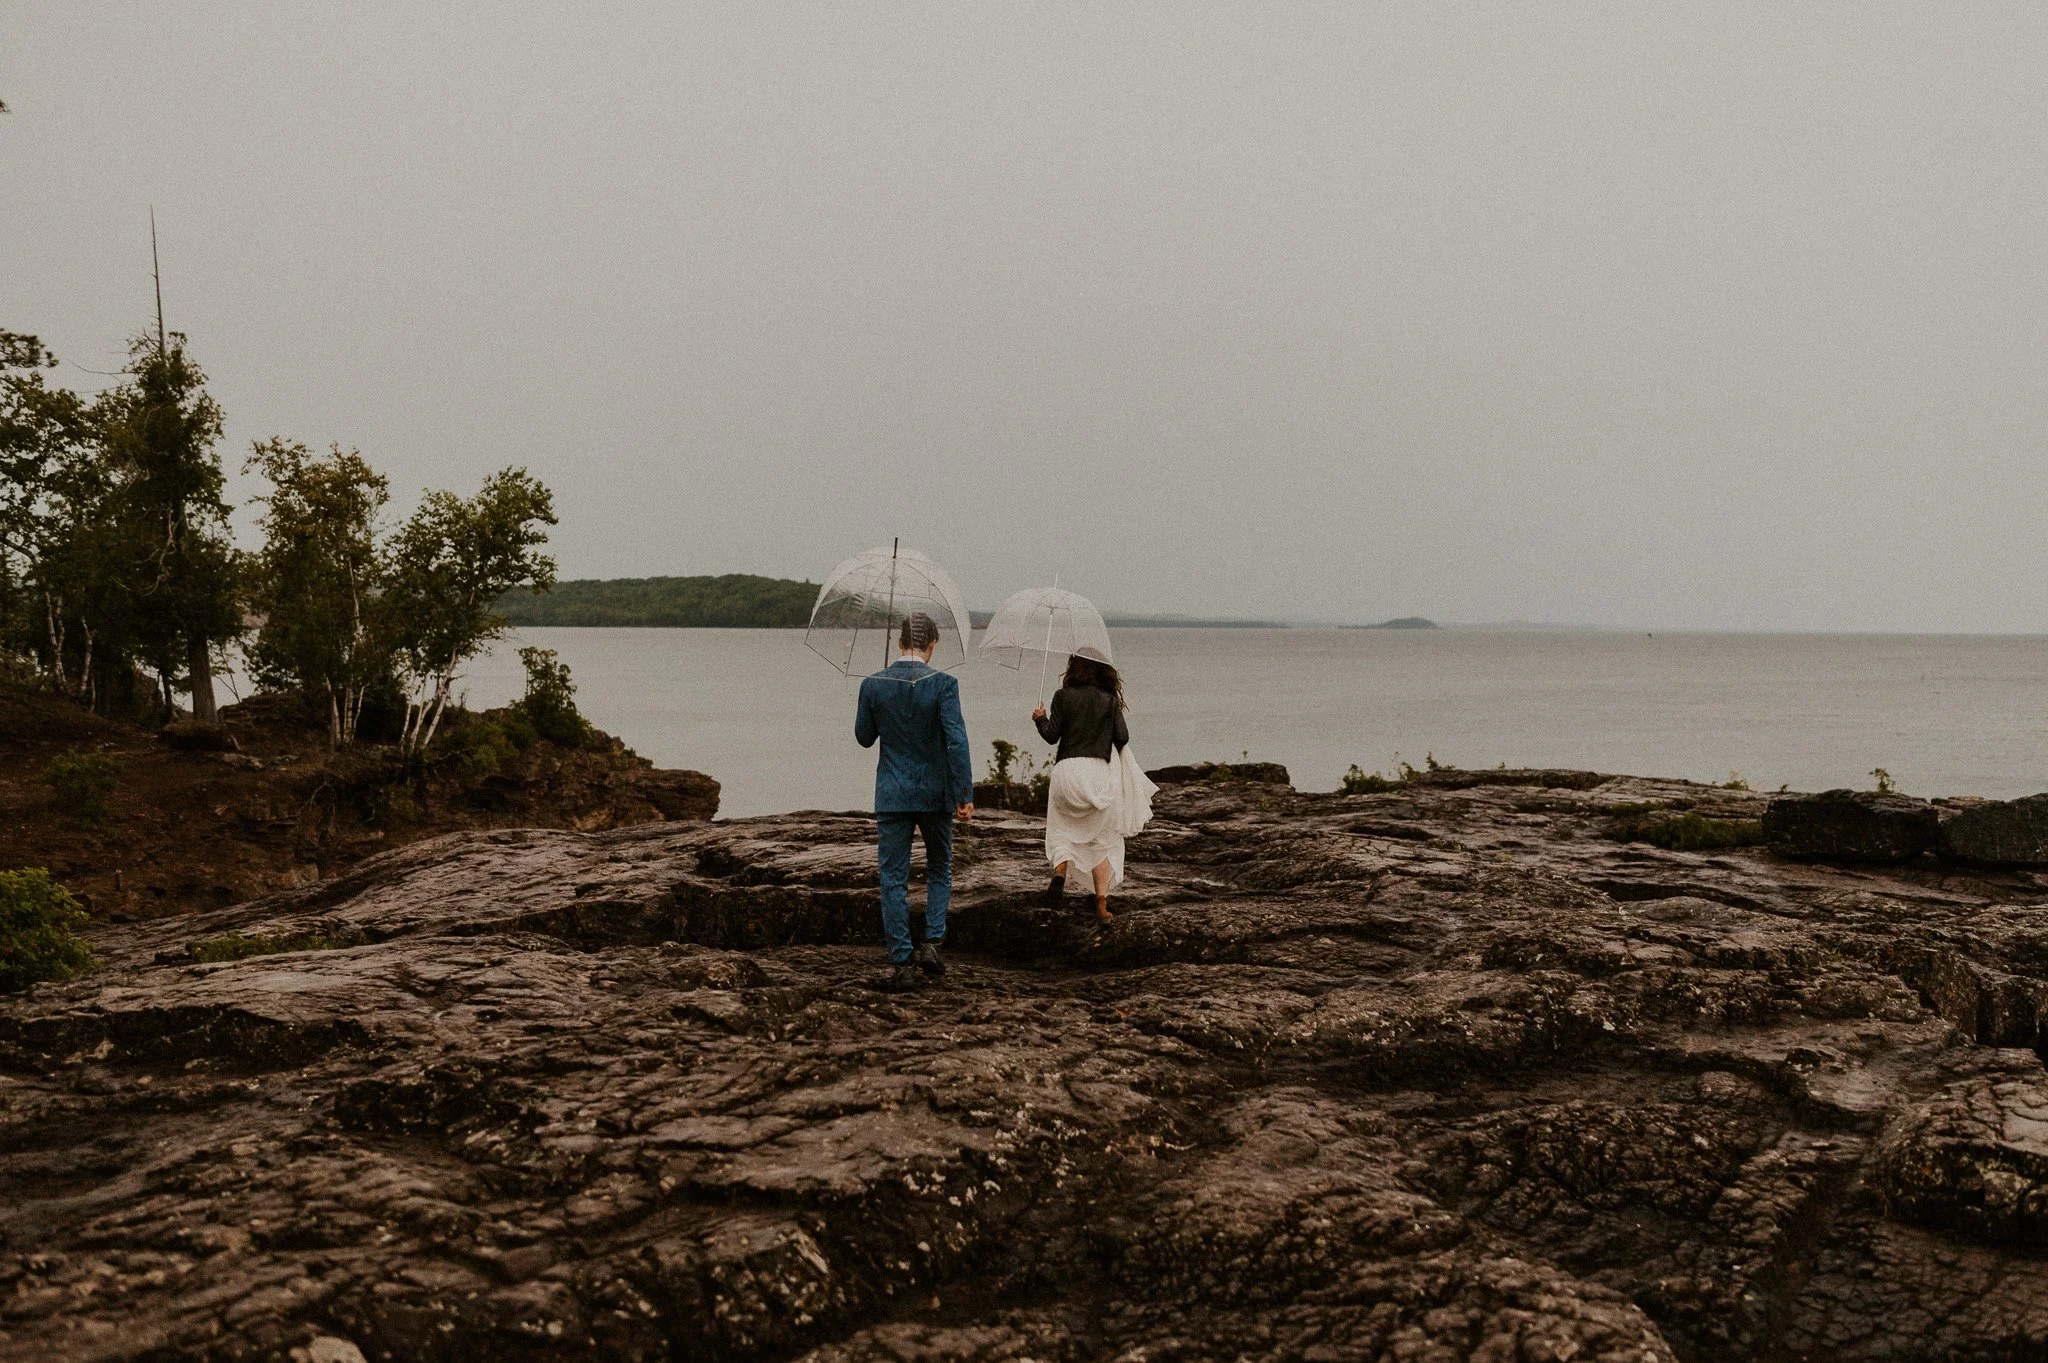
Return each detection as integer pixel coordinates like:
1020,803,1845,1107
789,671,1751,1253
1034,684,1129,762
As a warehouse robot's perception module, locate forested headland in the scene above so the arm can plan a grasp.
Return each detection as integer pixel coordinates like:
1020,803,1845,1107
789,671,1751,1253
498,574,818,628
1,324,560,749
0,318,724,961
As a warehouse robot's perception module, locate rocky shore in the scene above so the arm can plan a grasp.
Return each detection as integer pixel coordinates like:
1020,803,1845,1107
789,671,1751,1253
8,766,2048,1360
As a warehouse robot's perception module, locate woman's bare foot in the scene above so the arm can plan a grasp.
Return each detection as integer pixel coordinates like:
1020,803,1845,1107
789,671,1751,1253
1096,899,1113,924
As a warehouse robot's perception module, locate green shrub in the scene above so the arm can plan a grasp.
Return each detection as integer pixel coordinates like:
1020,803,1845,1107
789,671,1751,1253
1342,764,1401,795
514,646,595,747
43,748,123,821
1871,767,1896,795
0,868,95,992
441,714,521,779
1618,812,1766,852
987,738,1021,785
190,928,359,963
369,781,423,825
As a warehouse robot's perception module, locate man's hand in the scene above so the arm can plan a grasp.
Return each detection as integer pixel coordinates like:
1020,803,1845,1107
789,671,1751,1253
955,802,974,823
1031,704,1047,721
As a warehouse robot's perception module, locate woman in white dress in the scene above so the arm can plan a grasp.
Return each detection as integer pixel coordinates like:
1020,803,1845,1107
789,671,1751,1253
1031,653,1156,923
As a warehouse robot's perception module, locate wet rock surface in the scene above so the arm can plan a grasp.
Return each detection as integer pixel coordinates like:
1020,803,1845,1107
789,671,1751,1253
7,771,2048,1360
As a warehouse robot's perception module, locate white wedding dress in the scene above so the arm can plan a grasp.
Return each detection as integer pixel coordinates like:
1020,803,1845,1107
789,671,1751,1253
1045,743,1158,888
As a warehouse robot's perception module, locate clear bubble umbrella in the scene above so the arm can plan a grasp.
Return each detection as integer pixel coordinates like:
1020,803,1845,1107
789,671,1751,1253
979,585,1112,702
805,539,974,677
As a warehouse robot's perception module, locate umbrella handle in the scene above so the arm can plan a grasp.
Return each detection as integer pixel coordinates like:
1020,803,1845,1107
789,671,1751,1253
1038,570,1060,708
1038,599,1058,707
882,537,899,669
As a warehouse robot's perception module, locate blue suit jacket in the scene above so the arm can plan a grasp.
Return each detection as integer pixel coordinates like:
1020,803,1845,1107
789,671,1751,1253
855,659,974,813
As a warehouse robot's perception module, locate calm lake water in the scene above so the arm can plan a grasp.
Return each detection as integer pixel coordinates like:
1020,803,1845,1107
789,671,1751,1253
451,628,2048,820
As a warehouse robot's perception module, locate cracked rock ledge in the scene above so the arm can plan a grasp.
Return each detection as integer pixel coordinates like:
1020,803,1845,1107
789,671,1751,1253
8,771,2048,1361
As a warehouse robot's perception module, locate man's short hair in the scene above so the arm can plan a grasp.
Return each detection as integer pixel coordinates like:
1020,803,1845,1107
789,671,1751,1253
899,612,939,651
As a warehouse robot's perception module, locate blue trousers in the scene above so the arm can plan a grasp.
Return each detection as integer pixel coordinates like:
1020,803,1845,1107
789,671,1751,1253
877,810,952,965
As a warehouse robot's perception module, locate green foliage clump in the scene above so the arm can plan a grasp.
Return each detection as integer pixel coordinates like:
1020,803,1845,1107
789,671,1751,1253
369,781,423,825
1342,751,1453,794
386,468,558,754
0,868,95,991
244,439,391,747
497,574,818,628
1871,767,1896,795
441,713,524,780
1722,772,1751,791
513,646,593,747
1617,812,1766,852
1342,764,1401,795
987,738,1021,785
189,928,358,964
42,747,122,820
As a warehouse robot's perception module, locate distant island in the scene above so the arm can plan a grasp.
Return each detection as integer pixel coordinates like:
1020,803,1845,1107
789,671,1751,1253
1102,613,1288,629
499,575,819,628
1348,616,1441,630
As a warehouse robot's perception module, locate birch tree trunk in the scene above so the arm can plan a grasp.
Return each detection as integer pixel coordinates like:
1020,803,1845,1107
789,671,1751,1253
187,634,218,723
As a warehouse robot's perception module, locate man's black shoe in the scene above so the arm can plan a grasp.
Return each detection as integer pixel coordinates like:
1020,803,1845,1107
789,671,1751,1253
877,963,920,994
914,941,946,979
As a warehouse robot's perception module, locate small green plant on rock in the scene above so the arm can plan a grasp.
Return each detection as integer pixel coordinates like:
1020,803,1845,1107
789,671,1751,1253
43,748,123,821
1871,768,1896,795
1611,812,1766,852
1425,751,1456,773
1722,772,1750,791
1342,764,1400,795
190,928,361,963
0,868,96,992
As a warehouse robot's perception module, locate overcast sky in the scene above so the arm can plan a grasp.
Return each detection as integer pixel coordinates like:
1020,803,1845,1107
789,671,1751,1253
5,4,2045,629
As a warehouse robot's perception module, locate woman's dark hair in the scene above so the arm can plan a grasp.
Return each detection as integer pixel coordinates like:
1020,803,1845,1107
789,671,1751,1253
1062,655,1125,709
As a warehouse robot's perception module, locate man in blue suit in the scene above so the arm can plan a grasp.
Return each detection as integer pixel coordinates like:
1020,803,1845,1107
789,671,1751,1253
855,612,974,992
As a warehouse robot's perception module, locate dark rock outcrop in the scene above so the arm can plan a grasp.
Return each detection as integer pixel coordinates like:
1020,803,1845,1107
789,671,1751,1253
971,780,1046,816
629,767,722,822
7,774,2048,1360
1145,759,1291,786
1762,788,1942,861
157,720,240,753
1940,793,2048,867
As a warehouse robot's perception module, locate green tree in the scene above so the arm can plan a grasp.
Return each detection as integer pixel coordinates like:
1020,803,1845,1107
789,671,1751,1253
513,645,592,746
245,439,393,747
92,333,241,722
386,468,557,753
0,330,128,702
0,331,71,666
